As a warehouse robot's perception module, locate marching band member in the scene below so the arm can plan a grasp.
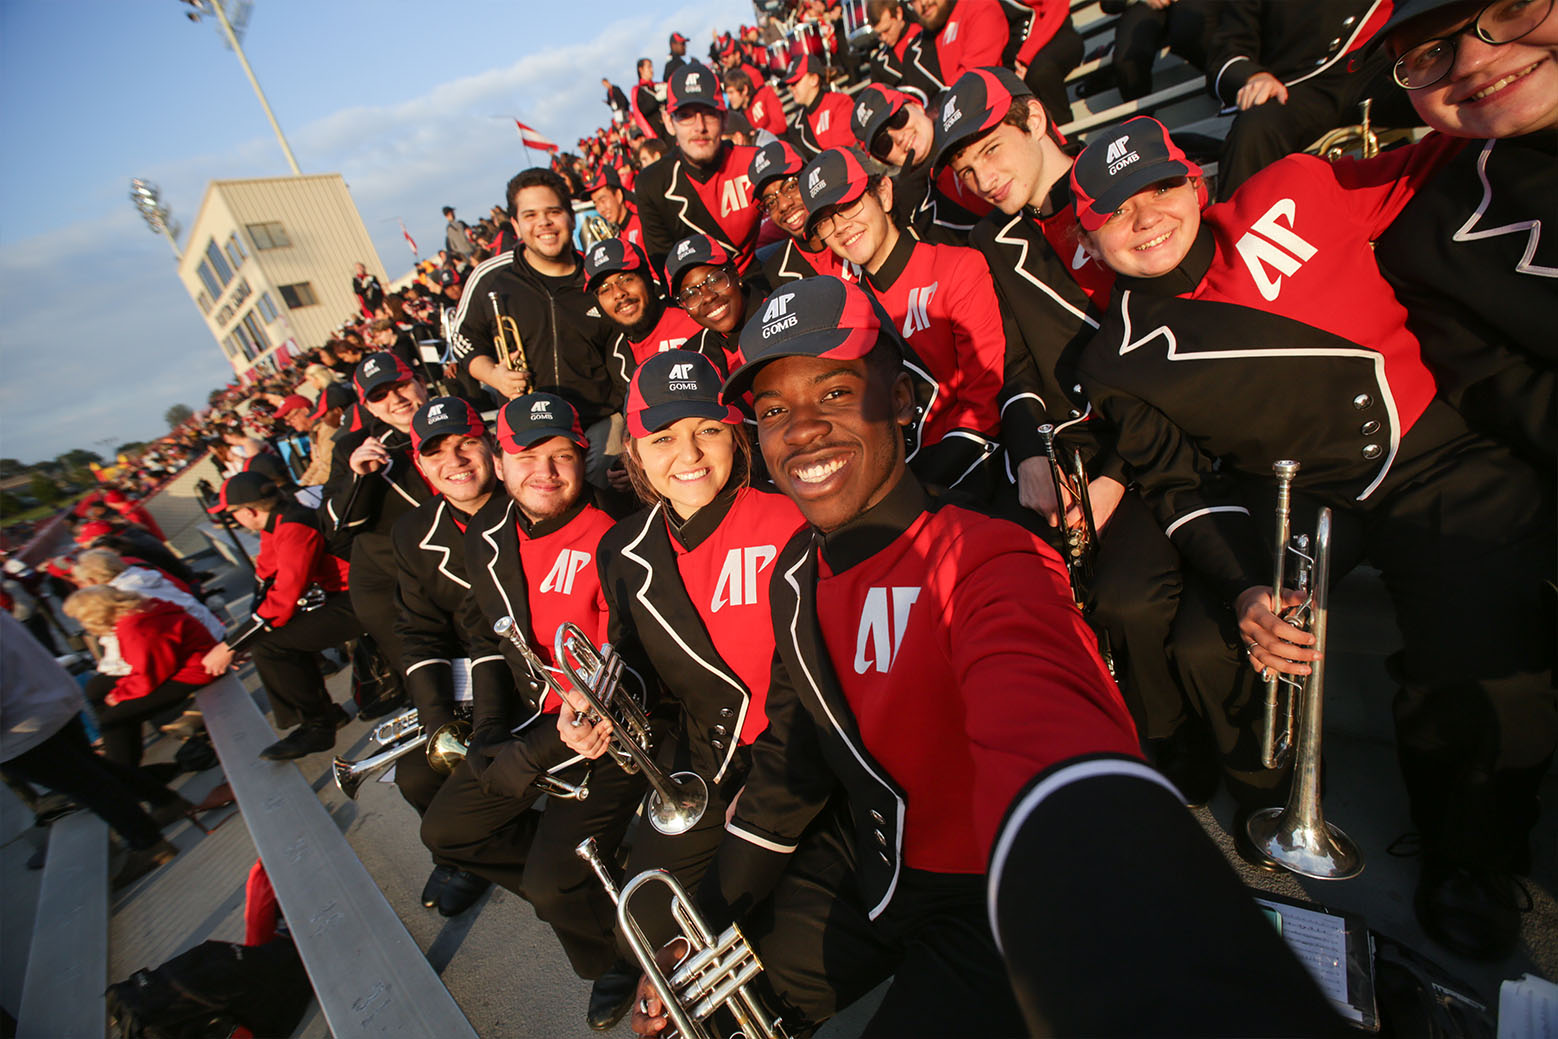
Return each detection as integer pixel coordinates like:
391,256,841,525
782,55,857,159
664,234,764,375
582,238,707,385
749,140,861,286
1069,116,1554,960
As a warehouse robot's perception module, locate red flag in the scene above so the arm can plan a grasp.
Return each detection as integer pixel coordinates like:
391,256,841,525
514,119,559,153
398,218,418,257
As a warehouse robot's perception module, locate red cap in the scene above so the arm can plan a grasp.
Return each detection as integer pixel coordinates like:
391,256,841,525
76,521,114,544
785,54,822,85
273,394,311,418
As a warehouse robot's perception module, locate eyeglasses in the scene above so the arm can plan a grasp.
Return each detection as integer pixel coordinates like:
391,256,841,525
758,177,800,215
1392,0,1553,88
671,105,720,124
678,268,734,307
813,195,871,240
868,109,910,161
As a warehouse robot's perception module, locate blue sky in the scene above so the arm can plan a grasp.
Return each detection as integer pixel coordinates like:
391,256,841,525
0,0,752,464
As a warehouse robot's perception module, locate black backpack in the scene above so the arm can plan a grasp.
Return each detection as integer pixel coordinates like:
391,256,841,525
105,936,313,1039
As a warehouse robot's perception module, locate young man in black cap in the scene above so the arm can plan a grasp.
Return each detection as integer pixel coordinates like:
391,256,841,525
440,392,647,1029
199,471,359,760
750,141,862,286
935,68,1208,788
851,83,990,243
1068,114,1554,960
325,353,436,716
451,167,624,489
634,63,764,277
783,54,856,159
582,238,704,384
665,31,690,81
863,0,942,104
584,166,644,251
664,234,761,374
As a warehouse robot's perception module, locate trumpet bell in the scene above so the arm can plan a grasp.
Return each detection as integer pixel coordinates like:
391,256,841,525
331,756,364,800
1244,808,1363,880
647,771,710,836
427,720,471,775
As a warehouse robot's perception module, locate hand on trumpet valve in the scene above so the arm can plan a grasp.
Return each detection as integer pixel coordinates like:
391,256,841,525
628,939,688,1038
1234,585,1318,678
492,366,533,400
1015,455,1069,527
557,687,615,759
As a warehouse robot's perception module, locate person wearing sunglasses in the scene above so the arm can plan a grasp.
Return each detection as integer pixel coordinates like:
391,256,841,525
851,83,991,245
1371,0,1556,467
749,140,863,287
799,147,1005,501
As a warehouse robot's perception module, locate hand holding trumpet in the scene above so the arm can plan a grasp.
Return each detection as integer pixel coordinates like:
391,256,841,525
1236,585,1319,678
557,684,615,759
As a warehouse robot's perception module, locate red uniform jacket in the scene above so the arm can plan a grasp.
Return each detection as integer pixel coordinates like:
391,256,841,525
929,0,1010,84
636,143,763,274
791,90,859,160
748,83,789,137
110,599,216,703
607,304,706,386
254,505,350,629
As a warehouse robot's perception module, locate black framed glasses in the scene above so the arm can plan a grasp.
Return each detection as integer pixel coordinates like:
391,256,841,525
758,177,800,215
678,268,734,307
1392,0,1553,88
814,195,871,240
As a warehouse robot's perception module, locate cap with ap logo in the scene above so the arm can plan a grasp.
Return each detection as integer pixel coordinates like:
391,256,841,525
410,396,486,453
496,393,588,453
723,277,888,402
665,234,736,298
785,54,823,85
626,350,742,437
1070,116,1202,232
929,67,1033,171
353,352,416,398
852,85,910,151
666,62,726,114
798,147,873,237
747,140,805,195
583,238,651,294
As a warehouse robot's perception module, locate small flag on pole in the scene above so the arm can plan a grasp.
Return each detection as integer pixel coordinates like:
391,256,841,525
514,119,559,153
399,218,418,257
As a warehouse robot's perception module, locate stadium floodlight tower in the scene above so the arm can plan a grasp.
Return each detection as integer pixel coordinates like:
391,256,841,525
179,0,302,176
130,179,183,261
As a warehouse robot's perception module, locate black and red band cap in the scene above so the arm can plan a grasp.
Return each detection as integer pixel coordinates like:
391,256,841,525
411,396,486,453
785,54,822,85
583,238,651,294
496,393,588,453
353,352,416,398
723,277,885,403
929,66,1031,171
666,234,736,297
748,140,806,194
799,147,874,237
626,350,742,438
852,84,910,150
309,382,355,421
585,166,623,194
667,62,726,114
206,470,279,514
1070,116,1202,232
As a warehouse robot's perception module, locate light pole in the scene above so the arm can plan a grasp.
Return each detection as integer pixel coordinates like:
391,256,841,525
181,0,302,176
129,179,182,261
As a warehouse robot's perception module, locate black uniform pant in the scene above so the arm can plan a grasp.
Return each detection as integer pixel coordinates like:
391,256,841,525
249,592,363,730
347,549,404,680
421,757,644,979
2,717,176,851
1173,410,1556,871
1110,0,1209,101
1020,19,1084,130
84,674,206,767
1215,51,1414,200
737,813,1025,1037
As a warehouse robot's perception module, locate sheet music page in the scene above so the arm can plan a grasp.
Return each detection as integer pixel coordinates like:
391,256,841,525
1253,897,1357,1022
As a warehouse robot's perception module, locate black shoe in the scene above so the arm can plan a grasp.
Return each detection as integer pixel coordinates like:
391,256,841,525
148,796,197,829
587,960,640,1031
26,845,47,870
259,726,336,761
1414,860,1522,962
1231,805,1284,873
1148,719,1220,807
436,869,490,917
421,864,456,908
327,703,352,729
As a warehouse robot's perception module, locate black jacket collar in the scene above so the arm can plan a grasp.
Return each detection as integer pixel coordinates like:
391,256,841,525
1025,171,1076,222
818,470,928,573
863,229,917,292
666,478,742,552
1115,224,1216,298
678,141,732,183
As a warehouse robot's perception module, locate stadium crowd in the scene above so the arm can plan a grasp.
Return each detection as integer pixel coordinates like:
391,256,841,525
4,0,1554,1033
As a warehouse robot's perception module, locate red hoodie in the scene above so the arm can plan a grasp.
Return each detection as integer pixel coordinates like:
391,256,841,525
109,599,216,703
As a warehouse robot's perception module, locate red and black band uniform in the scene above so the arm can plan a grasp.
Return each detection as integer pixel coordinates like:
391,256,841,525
635,142,763,278
226,502,359,731
746,80,789,137
970,174,1197,748
888,155,993,245
1077,151,1556,868
615,197,646,251
757,234,861,290
788,89,858,161
865,23,942,106
426,491,645,981
606,303,708,386
1372,130,1557,468
700,474,1140,1035
595,481,805,948
682,278,772,376
84,599,216,767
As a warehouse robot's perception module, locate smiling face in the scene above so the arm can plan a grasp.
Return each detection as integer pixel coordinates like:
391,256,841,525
630,416,736,520
511,184,572,262
818,179,897,272
759,175,810,239
416,434,496,512
499,436,585,523
590,184,627,225
680,264,744,333
750,350,913,533
948,106,1053,214
1391,0,1558,137
1083,177,1201,279
673,106,725,166
594,270,654,333
876,103,934,168
364,378,430,433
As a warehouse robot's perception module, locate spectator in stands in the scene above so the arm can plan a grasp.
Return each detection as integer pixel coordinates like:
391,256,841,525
865,0,941,103
603,77,630,125
665,31,690,80
585,167,644,250
443,207,475,261
352,262,384,319
724,67,787,138
294,383,354,488
72,548,222,639
102,488,168,543
784,55,857,158
1,612,183,888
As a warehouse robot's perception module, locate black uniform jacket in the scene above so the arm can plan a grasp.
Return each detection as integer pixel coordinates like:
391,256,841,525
598,486,781,786
1207,0,1386,104
1375,131,1557,465
866,24,944,106
449,245,622,427
392,497,518,738
634,143,758,274
322,425,433,578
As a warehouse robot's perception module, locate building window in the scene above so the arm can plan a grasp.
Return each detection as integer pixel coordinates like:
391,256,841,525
256,291,279,322
215,303,235,327
229,278,251,308
241,310,271,352
278,282,317,308
246,222,291,250
221,335,241,359
204,239,233,286
196,259,222,299
225,233,246,270
233,321,261,361
197,291,212,315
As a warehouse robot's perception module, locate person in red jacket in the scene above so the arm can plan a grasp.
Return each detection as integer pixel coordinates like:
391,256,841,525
723,67,787,138
783,55,857,158
65,587,215,767
750,141,862,287
910,0,1010,80
199,472,362,761
800,147,1005,499
584,166,644,250
102,488,168,543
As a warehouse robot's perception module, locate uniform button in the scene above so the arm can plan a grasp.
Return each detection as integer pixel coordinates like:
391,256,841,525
1072,384,1083,395
1069,409,1081,419
1353,393,1373,410
711,738,725,750
1360,420,1380,435
1361,444,1382,460
879,852,891,864
713,724,728,736
870,809,884,825
1315,57,1328,66
1342,15,1357,26
875,829,887,845
1329,37,1342,50
718,707,734,718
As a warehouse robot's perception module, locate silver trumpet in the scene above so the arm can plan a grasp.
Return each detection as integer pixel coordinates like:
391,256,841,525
1245,460,1363,880
1037,424,1115,676
576,838,786,1039
554,621,708,836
